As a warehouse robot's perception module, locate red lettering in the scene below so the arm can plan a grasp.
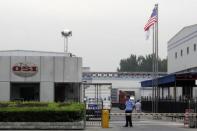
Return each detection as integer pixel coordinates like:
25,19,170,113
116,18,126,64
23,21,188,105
12,66,21,71
32,66,37,72
22,66,31,71
13,64,38,74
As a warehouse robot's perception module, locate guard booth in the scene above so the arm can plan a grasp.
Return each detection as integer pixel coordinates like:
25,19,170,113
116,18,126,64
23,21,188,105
83,83,112,123
141,72,197,113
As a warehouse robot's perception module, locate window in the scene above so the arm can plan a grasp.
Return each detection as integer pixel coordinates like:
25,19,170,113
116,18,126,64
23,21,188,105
194,44,196,51
175,52,177,59
98,73,102,77
187,47,189,54
103,74,107,77
181,49,183,56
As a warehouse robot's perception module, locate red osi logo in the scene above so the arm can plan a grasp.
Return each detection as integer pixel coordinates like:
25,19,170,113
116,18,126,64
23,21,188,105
12,63,38,77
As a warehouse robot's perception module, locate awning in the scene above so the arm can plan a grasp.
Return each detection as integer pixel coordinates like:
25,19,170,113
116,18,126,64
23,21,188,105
141,72,197,87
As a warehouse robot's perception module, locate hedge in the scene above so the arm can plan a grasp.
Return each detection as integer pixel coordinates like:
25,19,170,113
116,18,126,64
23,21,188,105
0,102,85,122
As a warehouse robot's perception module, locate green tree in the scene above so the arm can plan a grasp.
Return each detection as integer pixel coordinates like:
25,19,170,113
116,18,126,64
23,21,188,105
117,54,167,72
118,54,138,72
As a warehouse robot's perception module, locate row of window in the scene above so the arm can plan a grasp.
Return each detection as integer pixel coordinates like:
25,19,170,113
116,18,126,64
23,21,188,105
83,74,165,78
175,44,196,59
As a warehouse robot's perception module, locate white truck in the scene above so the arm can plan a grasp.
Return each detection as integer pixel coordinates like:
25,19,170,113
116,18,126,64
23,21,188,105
83,83,112,120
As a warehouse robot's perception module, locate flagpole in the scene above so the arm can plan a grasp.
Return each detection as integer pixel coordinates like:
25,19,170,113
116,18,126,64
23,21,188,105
66,37,68,53
64,37,66,52
154,24,156,113
155,4,159,113
145,4,159,113
152,4,159,113
152,25,155,113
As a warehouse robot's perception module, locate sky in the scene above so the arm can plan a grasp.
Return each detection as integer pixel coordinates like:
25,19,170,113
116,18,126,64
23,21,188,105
0,0,197,72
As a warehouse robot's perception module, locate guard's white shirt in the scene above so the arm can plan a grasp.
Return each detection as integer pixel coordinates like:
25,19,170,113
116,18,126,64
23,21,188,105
135,102,141,111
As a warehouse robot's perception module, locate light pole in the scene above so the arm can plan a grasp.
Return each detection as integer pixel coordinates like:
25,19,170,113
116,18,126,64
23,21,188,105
61,29,72,53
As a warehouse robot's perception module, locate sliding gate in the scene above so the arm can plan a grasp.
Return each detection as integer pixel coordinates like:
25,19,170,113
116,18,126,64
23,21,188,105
83,83,112,126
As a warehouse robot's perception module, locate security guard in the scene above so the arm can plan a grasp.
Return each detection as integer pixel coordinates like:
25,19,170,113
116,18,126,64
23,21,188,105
124,95,134,127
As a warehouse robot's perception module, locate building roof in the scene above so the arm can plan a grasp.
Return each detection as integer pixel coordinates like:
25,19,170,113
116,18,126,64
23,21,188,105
0,50,75,57
141,72,197,87
168,24,197,46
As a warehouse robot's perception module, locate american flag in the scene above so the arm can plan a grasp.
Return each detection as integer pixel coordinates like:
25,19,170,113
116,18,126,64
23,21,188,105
144,6,157,31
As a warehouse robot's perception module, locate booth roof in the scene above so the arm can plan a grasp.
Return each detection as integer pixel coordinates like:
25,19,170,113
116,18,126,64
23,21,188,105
141,72,197,87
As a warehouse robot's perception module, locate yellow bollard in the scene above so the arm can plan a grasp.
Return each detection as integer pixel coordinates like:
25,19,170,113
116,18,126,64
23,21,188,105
102,109,109,128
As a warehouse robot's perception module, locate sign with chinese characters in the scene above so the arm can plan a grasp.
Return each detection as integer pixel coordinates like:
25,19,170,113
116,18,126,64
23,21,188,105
12,62,38,77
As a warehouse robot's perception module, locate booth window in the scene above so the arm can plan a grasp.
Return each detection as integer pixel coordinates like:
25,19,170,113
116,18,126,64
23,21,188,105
175,52,177,59
181,49,183,56
187,47,189,55
194,44,196,52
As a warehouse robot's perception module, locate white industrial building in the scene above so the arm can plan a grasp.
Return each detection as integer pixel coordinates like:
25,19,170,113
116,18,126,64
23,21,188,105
168,24,197,98
168,24,197,74
0,50,82,102
142,24,197,99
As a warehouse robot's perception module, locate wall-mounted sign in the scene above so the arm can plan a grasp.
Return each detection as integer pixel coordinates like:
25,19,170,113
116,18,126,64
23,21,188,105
12,62,38,77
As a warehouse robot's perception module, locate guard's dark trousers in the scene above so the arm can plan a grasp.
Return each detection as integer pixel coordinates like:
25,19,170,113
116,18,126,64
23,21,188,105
125,110,133,127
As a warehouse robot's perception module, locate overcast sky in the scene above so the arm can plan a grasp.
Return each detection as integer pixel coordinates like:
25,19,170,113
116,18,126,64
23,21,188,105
0,0,197,71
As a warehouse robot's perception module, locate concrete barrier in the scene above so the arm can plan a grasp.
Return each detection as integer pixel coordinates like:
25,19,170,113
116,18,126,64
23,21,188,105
0,121,85,130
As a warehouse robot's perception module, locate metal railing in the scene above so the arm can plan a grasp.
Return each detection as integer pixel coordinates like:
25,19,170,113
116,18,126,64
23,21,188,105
141,97,197,113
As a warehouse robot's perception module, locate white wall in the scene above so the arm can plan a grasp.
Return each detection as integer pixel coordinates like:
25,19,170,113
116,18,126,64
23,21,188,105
40,82,54,102
41,57,54,82
54,57,64,82
64,57,77,82
0,82,10,101
0,56,10,81
141,89,152,97
168,25,197,73
177,87,182,97
0,56,82,83
163,88,169,97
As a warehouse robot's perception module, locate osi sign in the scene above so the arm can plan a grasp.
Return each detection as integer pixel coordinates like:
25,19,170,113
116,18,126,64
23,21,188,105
12,62,38,77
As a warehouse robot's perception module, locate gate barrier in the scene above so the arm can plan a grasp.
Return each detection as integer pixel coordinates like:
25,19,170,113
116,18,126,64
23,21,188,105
102,110,109,128
100,112,197,128
110,113,197,117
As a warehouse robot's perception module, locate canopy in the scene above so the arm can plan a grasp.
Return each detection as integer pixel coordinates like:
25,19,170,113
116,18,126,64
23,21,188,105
141,72,197,87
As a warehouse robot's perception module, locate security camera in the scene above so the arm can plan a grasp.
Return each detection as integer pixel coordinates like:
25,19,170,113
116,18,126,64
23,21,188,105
61,29,72,37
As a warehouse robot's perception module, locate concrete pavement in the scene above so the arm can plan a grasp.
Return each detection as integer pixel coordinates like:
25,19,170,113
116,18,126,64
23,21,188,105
86,120,195,131
84,107,196,131
0,122,195,131
85,118,196,131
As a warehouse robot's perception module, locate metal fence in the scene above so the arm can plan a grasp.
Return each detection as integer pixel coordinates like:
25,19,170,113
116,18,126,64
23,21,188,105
85,99,103,126
141,97,197,113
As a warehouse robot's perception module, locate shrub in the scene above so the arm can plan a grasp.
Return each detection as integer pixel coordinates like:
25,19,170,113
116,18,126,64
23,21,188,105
0,102,85,122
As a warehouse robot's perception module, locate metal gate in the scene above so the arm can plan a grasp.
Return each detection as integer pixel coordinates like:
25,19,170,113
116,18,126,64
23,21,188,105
83,83,112,126
85,99,103,126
